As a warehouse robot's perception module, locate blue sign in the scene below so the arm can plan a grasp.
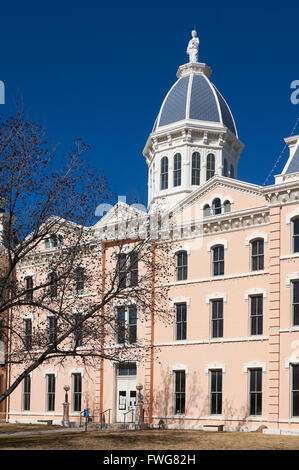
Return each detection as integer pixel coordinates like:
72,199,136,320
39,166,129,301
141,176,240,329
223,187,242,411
83,408,89,418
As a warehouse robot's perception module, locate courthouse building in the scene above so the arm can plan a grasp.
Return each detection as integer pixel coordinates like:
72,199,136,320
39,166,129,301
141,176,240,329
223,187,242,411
4,33,299,434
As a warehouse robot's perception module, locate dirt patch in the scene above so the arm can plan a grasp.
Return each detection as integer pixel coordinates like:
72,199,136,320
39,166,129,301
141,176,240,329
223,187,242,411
0,428,299,450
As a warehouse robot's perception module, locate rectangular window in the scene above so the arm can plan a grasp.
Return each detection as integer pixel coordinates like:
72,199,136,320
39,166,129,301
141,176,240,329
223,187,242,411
117,363,137,376
73,312,83,347
249,368,262,416
211,300,223,338
175,303,187,340
250,296,263,335
116,306,137,344
118,254,127,289
24,276,33,301
292,364,299,417
48,316,57,345
129,252,138,287
251,240,264,271
22,375,31,411
24,319,32,351
174,370,185,414
293,281,299,326
49,271,58,299
210,370,222,415
75,267,85,296
293,219,299,253
116,307,126,344
72,373,82,412
46,374,55,412
176,251,188,281
212,246,224,276
128,306,137,344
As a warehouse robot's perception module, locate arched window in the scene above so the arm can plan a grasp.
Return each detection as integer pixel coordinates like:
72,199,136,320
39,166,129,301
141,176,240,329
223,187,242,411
212,198,221,215
176,251,188,281
203,204,211,217
160,156,168,190
223,159,228,177
292,218,299,253
173,153,181,187
251,239,264,271
192,152,201,185
206,154,215,180
212,245,224,276
230,164,235,179
223,200,231,213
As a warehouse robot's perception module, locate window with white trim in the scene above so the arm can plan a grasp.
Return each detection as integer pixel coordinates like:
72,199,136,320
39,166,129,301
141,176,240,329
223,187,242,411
117,252,138,289
212,245,224,276
160,156,168,190
23,318,32,351
45,234,64,249
24,276,33,301
250,295,263,335
175,303,187,340
292,281,299,326
46,374,56,412
116,305,137,344
72,373,82,412
176,251,188,281
210,369,222,415
173,153,181,187
174,370,185,414
292,218,299,253
251,239,264,271
48,316,57,345
249,368,262,416
292,364,299,417
206,153,215,180
22,375,31,411
211,299,223,338
191,152,200,185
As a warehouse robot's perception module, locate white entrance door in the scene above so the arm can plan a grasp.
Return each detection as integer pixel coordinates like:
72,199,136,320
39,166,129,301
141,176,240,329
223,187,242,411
116,364,137,423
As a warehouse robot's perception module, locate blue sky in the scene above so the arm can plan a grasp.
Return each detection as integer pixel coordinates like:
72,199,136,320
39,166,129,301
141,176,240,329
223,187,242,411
1,0,298,209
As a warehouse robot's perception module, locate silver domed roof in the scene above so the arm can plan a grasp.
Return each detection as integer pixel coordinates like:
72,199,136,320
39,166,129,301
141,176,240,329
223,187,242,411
153,70,237,136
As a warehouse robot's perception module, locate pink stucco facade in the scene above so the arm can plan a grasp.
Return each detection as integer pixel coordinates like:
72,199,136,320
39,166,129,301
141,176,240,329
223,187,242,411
4,51,299,435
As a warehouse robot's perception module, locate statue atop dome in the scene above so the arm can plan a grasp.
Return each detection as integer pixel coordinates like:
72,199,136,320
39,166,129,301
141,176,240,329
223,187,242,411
187,30,199,63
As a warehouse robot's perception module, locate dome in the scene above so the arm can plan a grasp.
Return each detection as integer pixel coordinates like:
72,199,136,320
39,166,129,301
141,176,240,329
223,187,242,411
153,63,237,137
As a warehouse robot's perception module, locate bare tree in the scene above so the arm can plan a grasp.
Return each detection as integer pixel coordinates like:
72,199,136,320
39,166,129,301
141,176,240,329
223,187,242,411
0,111,172,406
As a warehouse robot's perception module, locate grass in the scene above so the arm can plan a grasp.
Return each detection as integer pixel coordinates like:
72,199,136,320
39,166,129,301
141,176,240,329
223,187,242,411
0,426,299,450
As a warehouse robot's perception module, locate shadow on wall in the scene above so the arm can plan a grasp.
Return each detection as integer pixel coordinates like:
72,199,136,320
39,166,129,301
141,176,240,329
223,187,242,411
153,364,250,427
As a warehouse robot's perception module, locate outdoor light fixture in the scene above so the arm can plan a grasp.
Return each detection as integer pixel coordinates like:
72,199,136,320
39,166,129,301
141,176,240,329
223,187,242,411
63,385,70,403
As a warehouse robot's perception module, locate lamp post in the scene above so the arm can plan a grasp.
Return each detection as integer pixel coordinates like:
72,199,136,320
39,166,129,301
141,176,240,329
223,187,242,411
62,385,70,427
135,384,144,428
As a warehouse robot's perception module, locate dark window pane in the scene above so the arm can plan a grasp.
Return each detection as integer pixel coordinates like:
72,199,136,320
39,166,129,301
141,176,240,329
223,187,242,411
192,152,200,185
176,251,187,281
293,218,299,253
173,153,181,187
118,363,137,376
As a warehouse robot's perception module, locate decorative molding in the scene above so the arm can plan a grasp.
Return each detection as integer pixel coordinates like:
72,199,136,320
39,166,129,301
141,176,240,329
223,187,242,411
43,370,58,378
286,207,299,224
205,363,226,374
286,273,299,286
172,244,191,256
169,364,189,376
244,289,267,300
245,231,268,246
69,368,84,377
206,293,227,304
207,238,228,251
243,362,266,373
171,297,190,307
